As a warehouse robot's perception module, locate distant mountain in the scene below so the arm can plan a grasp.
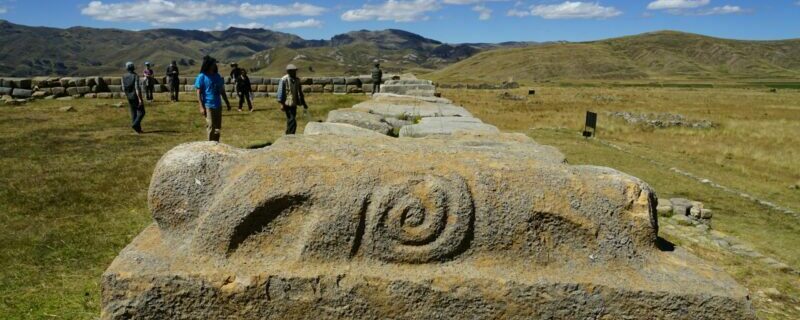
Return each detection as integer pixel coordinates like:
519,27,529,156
427,31,800,82
0,21,510,77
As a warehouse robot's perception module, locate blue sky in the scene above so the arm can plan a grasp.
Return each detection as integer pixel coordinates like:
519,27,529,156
0,0,798,43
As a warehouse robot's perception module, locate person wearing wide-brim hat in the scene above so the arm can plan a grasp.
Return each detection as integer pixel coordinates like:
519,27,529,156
276,64,308,135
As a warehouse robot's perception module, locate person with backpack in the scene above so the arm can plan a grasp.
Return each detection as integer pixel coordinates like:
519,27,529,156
276,64,308,135
371,61,383,95
236,69,253,112
195,56,231,142
166,60,180,102
122,62,145,134
143,62,155,101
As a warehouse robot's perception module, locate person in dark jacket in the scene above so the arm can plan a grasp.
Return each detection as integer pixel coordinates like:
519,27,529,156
143,62,155,101
122,62,145,134
236,69,253,112
371,61,383,95
276,64,308,135
166,60,180,102
229,62,242,85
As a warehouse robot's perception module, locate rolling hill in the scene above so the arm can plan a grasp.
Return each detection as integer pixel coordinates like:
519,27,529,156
0,20,517,77
426,31,800,83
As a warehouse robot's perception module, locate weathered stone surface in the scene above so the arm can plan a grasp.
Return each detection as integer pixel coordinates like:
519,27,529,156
60,106,76,112
103,132,753,319
352,95,472,119
399,117,500,137
0,87,11,95
671,198,693,216
326,109,393,135
11,88,33,98
304,122,389,138
380,84,436,97
373,93,452,104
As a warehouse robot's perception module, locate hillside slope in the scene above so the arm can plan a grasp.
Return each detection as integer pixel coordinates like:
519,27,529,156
0,21,506,77
427,31,800,83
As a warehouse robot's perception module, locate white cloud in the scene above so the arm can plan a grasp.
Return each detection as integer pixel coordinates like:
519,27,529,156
647,0,710,10
341,0,440,22
697,5,745,15
272,18,323,29
228,22,268,29
81,0,325,25
442,0,507,3
509,1,622,19
472,5,492,20
238,2,325,19
0,7,7,14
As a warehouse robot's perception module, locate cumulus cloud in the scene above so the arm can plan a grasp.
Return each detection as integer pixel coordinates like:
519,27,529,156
647,0,710,10
0,7,6,14
697,5,746,15
442,0,507,3
472,5,492,20
341,0,440,22
81,0,325,25
647,0,747,15
238,2,325,19
272,18,323,29
509,1,622,19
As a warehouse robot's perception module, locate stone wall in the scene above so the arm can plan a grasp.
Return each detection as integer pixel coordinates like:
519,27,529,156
0,75,381,100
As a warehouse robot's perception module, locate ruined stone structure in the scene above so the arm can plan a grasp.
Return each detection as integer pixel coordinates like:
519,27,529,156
0,75,385,100
102,81,755,319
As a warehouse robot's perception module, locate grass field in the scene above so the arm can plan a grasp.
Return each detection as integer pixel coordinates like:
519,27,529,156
1,85,799,319
0,94,367,319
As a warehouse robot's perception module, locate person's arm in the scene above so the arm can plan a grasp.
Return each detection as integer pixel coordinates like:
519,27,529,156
195,76,206,116
218,80,231,110
299,83,308,109
276,78,286,109
134,77,144,107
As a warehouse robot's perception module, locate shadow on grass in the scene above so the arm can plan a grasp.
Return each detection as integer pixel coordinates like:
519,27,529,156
247,141,272,149
655,237,675,252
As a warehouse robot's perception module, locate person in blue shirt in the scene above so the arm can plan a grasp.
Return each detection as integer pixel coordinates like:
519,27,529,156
195,56,231,142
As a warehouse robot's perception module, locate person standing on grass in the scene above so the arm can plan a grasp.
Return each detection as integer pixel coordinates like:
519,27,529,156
143,62,155,102
122,62,145,134
166,60,180,102
195,56,231,142
276,64,308,135
371,61,383,95
236,69,253,112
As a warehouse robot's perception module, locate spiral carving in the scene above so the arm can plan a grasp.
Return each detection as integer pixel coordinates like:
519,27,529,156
365,174,473,263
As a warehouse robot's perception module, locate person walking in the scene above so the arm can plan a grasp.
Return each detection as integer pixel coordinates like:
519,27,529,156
143,62,155,101
236,69,253,112
166,60,180,102
229,62,241,85
122,62,145,134
195,56,231,142
276,64,308,135
371,61,383,95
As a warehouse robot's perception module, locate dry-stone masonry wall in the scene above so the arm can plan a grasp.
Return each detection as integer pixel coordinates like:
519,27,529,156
0,75,382,100
101,79,756,319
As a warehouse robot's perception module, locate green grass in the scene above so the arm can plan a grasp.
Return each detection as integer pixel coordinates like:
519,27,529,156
0,93,367,319
2,85,800,319
442,86,800,319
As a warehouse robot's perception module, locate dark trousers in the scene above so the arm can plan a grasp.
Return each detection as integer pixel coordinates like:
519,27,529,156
169,80,180,101
144,81,154,101
284,106,297,135
238,91,252,110
372,82,381,94
206,107,222,141
128,98,145,131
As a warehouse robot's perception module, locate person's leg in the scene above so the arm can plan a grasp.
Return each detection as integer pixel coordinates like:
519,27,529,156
128,98,137,129
206,107,221,141
135,104,145,132
238,92,245,110
284,106,297,134
245,91,253,111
